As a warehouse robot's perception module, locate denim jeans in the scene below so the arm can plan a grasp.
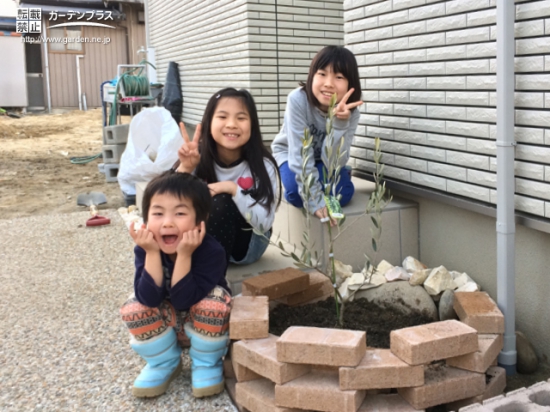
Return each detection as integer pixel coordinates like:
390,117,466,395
279,161,355,209
229,229,271,265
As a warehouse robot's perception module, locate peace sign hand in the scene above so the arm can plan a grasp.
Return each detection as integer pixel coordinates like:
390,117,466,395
176,122,202,173
333,88,363,120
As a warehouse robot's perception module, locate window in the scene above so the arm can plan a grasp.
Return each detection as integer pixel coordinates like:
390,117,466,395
48,25,83,53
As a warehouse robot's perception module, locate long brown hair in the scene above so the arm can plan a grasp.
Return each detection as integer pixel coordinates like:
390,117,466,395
195,88,281,213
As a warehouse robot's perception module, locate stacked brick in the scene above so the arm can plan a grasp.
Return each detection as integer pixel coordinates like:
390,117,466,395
227,268,506,412
100,124,129,183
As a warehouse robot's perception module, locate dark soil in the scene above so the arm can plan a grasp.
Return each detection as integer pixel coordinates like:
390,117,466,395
269,296,435,348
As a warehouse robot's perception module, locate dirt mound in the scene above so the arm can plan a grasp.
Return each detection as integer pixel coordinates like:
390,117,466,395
0,109,126,219
0,110,96,139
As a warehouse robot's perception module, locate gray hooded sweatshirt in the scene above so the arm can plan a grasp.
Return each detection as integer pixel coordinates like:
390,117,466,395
271,87,361,213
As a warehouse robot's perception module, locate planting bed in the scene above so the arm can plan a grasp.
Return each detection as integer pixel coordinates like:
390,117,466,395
269,296,435,349
225,268,535,412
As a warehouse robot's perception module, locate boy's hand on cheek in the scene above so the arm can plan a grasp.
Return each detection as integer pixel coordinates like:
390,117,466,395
129,222,160,252
177,221,206,256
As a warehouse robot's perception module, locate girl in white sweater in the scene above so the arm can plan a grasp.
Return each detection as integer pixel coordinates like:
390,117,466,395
175,88,281,265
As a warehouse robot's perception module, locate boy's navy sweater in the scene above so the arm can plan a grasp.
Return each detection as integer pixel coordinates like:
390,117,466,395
133,233,229,311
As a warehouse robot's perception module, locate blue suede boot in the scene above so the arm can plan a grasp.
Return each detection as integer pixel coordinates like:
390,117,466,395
130,327,183,397
184,323,229,398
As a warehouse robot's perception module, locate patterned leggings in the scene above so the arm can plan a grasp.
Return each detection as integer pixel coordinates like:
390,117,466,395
120,286,232,346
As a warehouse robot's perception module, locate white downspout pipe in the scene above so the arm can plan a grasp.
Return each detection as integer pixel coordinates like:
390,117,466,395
42,19,52,113
143,0,157,83
144,0,151,48
76,55,84,110
496,0,517,375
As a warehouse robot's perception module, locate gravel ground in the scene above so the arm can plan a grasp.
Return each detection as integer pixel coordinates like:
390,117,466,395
0,210,237,412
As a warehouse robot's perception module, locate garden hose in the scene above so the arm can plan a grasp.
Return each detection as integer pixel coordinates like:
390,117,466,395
70,153,103,164
120,75,149,97
108,60,156,126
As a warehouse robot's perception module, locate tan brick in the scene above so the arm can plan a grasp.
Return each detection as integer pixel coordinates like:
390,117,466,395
390,320,478,365
236,378,306,412
454,292,505,334
232,343,263,382
225,378,247,412
233,361,263,382
233,334,311,384
398,365,485,409
445,366,506,411
275,270,334,306
277,326,366,367
230,296,269,340
275,370,366,412
340,349,424,390
312,364,340,372
358,393,424,411
224,357,236,379
242,267,310,300
447,334,504,373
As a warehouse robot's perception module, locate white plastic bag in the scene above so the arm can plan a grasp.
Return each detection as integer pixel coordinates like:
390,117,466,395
118,107,182,195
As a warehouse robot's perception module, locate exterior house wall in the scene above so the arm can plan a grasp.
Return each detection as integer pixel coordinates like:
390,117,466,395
344,0,550,220
344,0,550,361
122,3,146,64
46,23,129,108
0,34,28,107
45,5,145,108
248,0,344,140
148,0,252,125
147,0,343,142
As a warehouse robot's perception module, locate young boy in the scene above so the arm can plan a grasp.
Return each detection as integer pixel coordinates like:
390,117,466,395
120,170,231,398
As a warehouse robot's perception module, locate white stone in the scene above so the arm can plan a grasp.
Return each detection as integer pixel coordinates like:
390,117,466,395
348,272,367,291
338,277,353,302
402,256,427,273
456,282,480,292
334,259,353,287
452,271,475,289
409,268,431,286
423,265,456,295
376,259,394,276
362,267,388,287
385,266,411,282
335,260,353,278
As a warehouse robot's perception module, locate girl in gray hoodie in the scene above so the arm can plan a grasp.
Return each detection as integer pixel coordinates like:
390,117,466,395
271,46,363,225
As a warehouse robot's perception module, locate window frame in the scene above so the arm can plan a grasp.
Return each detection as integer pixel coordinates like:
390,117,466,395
47,23,85,54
